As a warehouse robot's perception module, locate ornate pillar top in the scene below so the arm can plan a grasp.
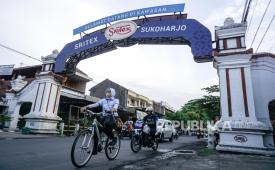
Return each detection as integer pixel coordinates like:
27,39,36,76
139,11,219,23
41,49,59,64
10,75,28,92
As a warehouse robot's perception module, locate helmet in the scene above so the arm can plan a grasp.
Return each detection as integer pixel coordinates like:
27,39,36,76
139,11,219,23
105,88,111,93
145,107,153,113
105,88,116,98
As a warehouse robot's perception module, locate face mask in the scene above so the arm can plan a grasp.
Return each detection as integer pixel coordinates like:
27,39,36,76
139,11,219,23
106,92,112,98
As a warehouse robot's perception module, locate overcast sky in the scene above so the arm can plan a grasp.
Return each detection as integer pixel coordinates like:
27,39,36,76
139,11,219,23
1,0,275,110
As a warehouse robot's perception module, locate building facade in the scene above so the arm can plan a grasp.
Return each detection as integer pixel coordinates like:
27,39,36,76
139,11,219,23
89,79,128,108
0,50,98,133
127,90,153,108
90,79,175,118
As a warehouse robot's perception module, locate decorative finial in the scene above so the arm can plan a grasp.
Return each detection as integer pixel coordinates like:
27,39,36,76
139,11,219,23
224,17,234,26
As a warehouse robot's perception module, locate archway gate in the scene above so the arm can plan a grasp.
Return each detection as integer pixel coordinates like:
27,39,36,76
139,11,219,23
54,4,213,74
5,3,273,156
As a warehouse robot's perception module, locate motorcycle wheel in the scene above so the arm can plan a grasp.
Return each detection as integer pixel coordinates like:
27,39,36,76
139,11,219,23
169,134,174,142
159,133,164,143
152,140,158,151
130,135,141,153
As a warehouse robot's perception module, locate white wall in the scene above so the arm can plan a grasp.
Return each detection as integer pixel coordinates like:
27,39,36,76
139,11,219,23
251,57,275,126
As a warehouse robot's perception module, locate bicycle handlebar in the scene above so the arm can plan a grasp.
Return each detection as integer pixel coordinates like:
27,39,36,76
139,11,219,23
84,109,95,114
83,109,105,117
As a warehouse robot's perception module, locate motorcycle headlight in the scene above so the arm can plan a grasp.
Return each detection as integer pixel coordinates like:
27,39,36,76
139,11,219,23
143,125,150,134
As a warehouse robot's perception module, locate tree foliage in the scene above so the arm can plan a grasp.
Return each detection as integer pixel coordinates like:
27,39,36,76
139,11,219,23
0,114,10,123
166,85,220,121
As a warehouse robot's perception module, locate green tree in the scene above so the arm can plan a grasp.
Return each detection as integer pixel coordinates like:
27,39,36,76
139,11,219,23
167,85,220,122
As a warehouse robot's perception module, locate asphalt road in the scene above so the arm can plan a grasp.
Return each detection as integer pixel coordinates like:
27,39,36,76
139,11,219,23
0,135,199,170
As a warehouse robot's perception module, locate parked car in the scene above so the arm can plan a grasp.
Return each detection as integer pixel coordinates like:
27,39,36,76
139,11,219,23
156,119,175,142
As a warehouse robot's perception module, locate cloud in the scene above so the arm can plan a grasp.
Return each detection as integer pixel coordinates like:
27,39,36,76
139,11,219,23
1,0,234,110
204,0,245,27
79,43,218,110
245,0,275,52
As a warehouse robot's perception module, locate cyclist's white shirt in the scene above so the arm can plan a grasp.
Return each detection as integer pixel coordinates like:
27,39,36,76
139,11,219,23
88,98,119,116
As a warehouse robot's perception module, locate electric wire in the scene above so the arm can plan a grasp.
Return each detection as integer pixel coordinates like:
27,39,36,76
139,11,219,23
246,0,258,36
255,13,275,52
249,0,272,48
0,43,42,62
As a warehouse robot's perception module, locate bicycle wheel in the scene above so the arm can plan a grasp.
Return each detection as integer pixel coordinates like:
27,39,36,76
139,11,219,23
71,129,95,168
130,135,141,153
105,131,121,160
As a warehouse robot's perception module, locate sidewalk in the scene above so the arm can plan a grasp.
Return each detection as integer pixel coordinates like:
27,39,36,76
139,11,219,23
0,131,55,140
118,141,275,170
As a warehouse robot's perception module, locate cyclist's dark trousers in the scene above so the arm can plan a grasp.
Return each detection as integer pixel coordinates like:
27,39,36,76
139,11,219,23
93,128,113,154
93,116,115,154
101,116,115,139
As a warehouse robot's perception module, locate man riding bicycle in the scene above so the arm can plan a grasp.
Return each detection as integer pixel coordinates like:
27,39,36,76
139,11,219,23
81,88,119,151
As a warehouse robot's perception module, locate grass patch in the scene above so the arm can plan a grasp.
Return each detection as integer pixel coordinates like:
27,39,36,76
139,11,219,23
198,148,216,156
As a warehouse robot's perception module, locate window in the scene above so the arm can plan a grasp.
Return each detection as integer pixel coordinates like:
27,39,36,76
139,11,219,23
226,38,237,49
219,39,224,50
240,37,245,48
158,122,163,126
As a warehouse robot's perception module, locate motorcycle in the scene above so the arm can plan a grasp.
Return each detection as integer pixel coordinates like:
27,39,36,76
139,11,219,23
130,124,158,153
120,122,133,139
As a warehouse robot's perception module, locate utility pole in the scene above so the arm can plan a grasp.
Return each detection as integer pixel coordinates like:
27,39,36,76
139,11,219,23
242,0,252,23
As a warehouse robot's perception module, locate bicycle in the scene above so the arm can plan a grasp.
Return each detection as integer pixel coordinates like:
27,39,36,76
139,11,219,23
71,110,121,168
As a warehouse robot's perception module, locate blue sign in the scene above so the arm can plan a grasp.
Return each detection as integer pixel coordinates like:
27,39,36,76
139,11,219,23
73,3,185,35
55,17,213,73
133,19,213,58
134,20,188,38
54,32,108,72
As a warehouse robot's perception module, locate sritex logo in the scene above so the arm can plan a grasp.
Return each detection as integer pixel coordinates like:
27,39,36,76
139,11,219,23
105,21,137,40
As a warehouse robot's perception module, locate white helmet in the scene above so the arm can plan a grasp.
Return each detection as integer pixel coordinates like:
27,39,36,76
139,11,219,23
145,107,153,112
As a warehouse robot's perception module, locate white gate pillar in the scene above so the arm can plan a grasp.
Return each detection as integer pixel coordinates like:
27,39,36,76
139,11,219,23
215,54,257,120
214,53,275,155
8,104,21,132
24,50,64,134
5,92,19,131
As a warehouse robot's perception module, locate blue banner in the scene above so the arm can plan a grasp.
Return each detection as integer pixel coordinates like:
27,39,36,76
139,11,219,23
133,19,213,58
54,32,108,73
73,3,185,35
55,18,213,73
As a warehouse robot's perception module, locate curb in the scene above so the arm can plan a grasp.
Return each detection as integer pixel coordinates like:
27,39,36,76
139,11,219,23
0,135,68,140
0,136,50,140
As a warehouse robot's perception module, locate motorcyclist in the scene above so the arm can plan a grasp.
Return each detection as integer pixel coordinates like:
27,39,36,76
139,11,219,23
81,88,119,147
143,107,158,142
